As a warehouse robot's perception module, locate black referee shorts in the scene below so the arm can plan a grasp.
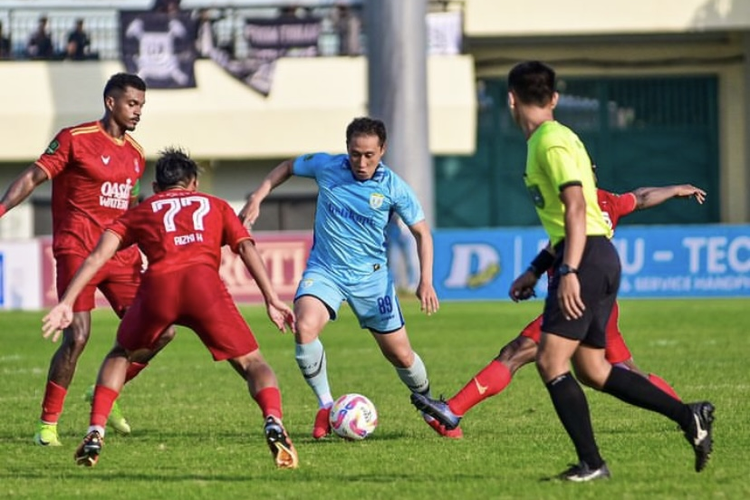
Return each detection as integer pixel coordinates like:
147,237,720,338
542,236,620,348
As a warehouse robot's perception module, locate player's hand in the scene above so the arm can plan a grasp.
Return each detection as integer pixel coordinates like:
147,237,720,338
41,304,73,342
509,270,538,302
676,184,706,204
558,274,585,320
238,196,262,229
416,282,439,316
266,299,296,334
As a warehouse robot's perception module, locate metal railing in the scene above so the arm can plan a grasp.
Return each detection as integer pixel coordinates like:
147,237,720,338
0,4,365,61
0,0,463,61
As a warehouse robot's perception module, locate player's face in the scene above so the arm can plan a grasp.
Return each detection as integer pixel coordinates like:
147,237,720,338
347,133,384,181
109,86,146,132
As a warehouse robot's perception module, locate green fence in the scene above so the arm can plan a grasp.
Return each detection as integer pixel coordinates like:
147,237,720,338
435,76,720,228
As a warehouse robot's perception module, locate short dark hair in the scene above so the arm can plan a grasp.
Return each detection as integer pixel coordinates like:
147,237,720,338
346,117,387,147
508,61,556,107
154,147,200,190
103,73,147,99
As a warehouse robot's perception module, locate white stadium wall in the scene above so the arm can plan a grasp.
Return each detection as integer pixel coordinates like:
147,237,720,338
0,56,476,162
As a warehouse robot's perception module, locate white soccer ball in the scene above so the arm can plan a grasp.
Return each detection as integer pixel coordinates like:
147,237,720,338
329,393,378,440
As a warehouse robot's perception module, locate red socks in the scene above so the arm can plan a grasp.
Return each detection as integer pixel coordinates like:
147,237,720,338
90,385,120,427
648,373,681,401
449,360,512,416
254,387,283,420
125,362,148,383
40,381,68,423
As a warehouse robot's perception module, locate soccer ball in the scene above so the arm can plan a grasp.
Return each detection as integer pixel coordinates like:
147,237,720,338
329,393,378,440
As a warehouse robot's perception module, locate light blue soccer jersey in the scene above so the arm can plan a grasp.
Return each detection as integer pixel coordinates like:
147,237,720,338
293,153,424,284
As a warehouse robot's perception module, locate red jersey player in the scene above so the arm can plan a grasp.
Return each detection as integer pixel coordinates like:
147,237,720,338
411,182,706,432
0,73,175,446
42,148,299,469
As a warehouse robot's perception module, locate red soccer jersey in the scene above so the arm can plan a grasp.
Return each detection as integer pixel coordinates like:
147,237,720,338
35,121,145,258
107,189,253,275
597,189,637,231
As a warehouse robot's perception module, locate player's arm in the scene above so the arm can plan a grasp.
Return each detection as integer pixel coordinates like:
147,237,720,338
631,184,706,210
558,185,587,320
42,230,123,341
406,220,439,315
0,164,49,218
510,243,555,302
239,159,295,227
236,239,295,333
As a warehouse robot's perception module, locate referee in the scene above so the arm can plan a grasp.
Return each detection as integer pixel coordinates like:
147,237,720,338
508,60,715,481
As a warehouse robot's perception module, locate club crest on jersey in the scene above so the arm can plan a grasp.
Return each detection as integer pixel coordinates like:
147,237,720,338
300,278,314,289
369,193,385,209
44,140,59,155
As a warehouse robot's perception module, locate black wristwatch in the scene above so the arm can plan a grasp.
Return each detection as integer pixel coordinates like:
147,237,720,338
559,264,579,276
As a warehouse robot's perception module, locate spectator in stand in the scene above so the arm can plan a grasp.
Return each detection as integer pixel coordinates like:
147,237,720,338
334,4,362,56
0,21,12,60
194,9,217,59
66,19,93,60
27,16,55,60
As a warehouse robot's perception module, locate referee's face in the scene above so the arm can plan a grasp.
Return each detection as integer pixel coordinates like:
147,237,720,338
347,133,385,181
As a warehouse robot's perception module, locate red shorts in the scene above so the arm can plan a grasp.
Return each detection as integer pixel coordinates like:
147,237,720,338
117,266,258,361
56,248,142,316
520,302,632,364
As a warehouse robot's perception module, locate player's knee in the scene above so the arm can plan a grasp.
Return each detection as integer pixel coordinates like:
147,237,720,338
384,349,412,368
294,316,324,342
534,354,555,380
64,324,91,350
572,364,608,390
160,325,176,342
496,337,537,373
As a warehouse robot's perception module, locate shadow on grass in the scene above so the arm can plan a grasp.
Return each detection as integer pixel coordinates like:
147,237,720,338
0,470,490,483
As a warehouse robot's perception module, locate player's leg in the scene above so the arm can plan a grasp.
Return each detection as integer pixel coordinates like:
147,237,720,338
227,352,298,469
76,283,173,467
537,331,611,481
75,343,130,467
185,270,297,468
410,333,537,430
292,271,344,439
574,344,713,471
101,255,177,385
34,310,92,446
34,254,100,446
96,256,178,434
352,272,460,438
351,272,430,396
447,318,542,419
575,239,712,472
605,303,681,401
535,238,614,481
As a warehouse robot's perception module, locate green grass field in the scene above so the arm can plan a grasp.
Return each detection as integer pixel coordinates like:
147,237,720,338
1,299,749,499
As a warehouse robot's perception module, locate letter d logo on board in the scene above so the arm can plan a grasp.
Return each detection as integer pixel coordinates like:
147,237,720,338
444,243,500,289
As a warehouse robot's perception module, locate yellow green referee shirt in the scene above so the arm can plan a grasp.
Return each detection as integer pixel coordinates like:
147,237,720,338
523,121,612,245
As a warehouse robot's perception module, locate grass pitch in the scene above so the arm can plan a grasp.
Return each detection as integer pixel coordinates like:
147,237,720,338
1,299,748,499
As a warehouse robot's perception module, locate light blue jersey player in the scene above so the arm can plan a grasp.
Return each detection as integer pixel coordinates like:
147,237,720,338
240,117,461,440
294,150,422,332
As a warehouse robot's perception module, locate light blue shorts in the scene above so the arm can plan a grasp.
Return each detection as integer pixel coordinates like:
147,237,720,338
294,268,405,333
